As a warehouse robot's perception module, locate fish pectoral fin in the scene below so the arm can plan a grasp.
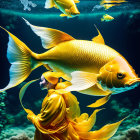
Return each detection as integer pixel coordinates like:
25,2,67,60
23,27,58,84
64,9,72,17
87,93,112,108
45,0,55,8
96,83,111,93
23,18,75,49
92,25,105,45
74,0,80,3
65,71,98,91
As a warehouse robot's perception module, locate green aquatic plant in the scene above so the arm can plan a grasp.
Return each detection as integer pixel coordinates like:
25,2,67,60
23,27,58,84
0,92,7,133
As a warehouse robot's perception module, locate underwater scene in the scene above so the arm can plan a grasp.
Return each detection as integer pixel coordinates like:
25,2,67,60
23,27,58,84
0,0,140,139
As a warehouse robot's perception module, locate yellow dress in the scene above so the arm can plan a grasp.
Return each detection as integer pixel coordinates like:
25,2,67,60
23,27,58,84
20,81,124,140
27,82,80,140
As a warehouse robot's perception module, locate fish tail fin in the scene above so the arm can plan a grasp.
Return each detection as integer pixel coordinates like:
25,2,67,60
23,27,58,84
0,27,41,92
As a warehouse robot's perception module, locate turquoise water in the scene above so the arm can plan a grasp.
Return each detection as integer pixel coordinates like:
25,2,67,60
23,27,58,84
0,0,140,139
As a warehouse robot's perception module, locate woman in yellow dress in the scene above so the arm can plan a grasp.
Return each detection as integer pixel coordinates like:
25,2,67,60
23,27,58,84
19,71,125,140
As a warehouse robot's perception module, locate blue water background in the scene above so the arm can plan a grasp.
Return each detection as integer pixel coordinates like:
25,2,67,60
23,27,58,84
0,0,140,132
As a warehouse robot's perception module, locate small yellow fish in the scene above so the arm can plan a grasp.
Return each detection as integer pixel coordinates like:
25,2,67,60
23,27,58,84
45,0,80,17
100,0,127,10
101,14,114,22
0,19,140,97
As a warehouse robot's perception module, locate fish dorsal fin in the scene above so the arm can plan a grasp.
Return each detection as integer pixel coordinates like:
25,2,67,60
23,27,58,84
92,25,105,45
23,18,75,49
45,0,55,8
65,71,98,91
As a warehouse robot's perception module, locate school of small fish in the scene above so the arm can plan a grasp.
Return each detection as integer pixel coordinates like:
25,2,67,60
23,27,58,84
0,0,139,140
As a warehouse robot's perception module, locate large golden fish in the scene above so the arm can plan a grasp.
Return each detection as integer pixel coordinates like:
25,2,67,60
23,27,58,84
45,0,80,17
0,19,139,96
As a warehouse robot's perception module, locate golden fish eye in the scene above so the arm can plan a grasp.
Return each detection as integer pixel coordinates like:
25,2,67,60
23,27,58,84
117,73,125,79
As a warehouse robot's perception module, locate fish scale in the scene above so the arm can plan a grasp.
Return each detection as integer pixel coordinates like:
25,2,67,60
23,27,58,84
38,40,119,74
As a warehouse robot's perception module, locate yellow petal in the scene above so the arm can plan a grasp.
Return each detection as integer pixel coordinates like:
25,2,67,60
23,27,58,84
65,71,98,91
78,117,126,139
74,109,103,132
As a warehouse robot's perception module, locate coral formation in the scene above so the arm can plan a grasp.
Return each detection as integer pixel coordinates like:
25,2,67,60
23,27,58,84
110,97,140,139
0,125,35,140
111,125,140,140
9,133,30,140
0,92,7,133
110,99,140,130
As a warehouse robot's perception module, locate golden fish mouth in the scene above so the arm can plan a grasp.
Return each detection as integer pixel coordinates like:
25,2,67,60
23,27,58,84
125,78,140,86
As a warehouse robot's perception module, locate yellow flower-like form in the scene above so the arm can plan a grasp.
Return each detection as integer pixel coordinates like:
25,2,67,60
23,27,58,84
19,78,125,140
